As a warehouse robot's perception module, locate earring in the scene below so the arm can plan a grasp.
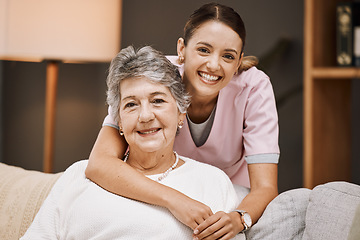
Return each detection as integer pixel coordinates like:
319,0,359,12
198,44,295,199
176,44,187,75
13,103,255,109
178,120,184,129
119,127,124,136
178,56,184,64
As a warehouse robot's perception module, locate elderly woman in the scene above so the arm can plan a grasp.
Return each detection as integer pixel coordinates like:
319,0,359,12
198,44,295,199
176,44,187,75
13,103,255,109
21,46,244,240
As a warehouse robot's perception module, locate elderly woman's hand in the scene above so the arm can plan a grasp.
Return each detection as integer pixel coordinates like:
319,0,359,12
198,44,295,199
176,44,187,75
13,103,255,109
192,211,243,240
165,192,213,230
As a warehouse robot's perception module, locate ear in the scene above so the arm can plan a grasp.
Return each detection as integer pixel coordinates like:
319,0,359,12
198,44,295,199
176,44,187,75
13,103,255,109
118,119,122,130
177,112,186,130
177,38,186,59
178,112,186,122
237,52,244,70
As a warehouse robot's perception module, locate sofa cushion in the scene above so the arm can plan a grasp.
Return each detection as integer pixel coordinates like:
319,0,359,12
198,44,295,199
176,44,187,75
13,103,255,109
347,203,360,240
247,188,311,240
0,163,62,240
302,181,360,240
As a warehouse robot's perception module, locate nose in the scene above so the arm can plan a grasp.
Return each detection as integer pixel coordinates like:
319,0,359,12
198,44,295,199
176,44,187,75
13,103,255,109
138,103,155,123
206,55,221,71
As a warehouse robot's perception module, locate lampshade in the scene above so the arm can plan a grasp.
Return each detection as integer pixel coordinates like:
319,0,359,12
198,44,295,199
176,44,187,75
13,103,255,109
0,0,122,173
0,0,121,62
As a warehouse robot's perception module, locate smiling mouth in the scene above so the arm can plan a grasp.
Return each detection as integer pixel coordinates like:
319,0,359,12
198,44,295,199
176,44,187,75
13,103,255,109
137,128,161,135
198,71,222,82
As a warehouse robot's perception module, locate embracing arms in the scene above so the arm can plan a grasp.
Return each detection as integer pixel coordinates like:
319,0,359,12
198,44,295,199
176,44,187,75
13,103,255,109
85,126,213,229
193,163,278,240
238,163,278,224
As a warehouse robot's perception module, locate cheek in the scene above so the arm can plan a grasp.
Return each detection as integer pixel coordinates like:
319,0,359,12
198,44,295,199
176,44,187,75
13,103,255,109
162,122,179,141
119,113,136,132
162,110,180,132
224,64,237,77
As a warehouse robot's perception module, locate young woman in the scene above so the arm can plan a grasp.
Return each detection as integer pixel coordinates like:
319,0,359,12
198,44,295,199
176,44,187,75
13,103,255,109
86,3,279,239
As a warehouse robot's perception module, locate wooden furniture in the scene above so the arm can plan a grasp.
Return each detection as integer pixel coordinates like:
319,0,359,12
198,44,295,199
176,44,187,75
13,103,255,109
304,0,360,188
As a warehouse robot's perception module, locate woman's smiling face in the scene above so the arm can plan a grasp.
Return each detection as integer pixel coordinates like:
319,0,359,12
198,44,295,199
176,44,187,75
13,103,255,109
178,20,243,98
118,77,185,153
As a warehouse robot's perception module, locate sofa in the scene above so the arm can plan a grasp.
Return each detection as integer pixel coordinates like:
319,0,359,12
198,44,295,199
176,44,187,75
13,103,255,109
0,162,359,240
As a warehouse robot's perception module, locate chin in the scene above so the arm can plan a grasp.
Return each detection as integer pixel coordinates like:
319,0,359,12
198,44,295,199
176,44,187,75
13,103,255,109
136,144,164,153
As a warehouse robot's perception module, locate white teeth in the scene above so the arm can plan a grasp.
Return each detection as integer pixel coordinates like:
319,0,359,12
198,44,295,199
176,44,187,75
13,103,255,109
140,129,158,134
199,72,220,81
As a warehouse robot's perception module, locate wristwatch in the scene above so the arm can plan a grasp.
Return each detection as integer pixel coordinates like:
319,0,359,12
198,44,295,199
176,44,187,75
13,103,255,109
233,210,252,233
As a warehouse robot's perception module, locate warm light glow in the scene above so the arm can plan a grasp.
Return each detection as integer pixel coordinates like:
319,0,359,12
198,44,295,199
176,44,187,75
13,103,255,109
0,0,121,62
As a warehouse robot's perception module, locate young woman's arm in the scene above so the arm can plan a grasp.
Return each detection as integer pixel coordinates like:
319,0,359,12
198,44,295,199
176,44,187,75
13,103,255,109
193,163,278,239
86,126,213,229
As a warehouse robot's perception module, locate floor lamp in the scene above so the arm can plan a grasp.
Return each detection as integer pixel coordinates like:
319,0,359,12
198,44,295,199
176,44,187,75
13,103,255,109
0,0,122,172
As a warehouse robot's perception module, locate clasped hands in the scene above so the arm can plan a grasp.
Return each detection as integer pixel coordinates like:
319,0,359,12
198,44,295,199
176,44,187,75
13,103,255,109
167,195,243,240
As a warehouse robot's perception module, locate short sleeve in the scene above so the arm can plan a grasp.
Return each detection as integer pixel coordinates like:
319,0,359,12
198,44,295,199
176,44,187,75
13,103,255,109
245,153,279,164
242,71,280,157
102,106,119,130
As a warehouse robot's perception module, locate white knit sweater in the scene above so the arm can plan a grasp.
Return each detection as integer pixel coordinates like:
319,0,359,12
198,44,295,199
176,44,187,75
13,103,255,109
21,156,245,240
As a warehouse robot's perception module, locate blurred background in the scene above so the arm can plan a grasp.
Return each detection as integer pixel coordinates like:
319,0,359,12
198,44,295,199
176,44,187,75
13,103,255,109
0,0,358,193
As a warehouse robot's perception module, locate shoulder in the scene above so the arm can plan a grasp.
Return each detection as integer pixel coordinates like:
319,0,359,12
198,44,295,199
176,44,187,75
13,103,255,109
231,66,271,88
166,55,184,75
224,67,275,101
240,66,268,78
64,160,88,174
54,160,88,186
166,55,179,65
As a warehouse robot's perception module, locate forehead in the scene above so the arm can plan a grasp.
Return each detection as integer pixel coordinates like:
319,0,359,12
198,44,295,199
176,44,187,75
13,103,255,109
120,77,172,98
190,21,243,50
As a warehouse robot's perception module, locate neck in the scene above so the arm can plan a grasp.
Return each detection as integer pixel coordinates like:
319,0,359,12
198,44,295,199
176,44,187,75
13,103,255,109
125,150,176,175
187,95,218,124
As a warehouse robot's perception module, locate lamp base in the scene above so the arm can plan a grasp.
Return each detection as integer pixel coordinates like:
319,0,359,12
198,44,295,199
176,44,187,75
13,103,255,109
43,61,59,173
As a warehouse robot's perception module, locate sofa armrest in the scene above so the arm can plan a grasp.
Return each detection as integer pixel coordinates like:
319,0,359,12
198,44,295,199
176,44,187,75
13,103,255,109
247,188,311,240
0,163,62,240
347,203,360,240
302,181,360,240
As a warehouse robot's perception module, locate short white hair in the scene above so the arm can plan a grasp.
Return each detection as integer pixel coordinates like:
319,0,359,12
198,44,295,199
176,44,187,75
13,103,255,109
106,45,190,124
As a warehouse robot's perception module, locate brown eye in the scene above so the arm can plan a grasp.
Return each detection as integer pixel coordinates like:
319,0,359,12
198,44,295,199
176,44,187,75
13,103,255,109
152,98,165,104
124,102,136,108
223,54,235,60
197,47,210,54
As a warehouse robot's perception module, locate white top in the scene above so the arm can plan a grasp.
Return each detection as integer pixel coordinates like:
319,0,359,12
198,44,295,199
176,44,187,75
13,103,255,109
21,157,245,240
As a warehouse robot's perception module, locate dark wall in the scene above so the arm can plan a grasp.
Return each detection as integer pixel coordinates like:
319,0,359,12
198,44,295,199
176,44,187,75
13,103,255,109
2,61,108,171
121,0,305,192
1,0,305,192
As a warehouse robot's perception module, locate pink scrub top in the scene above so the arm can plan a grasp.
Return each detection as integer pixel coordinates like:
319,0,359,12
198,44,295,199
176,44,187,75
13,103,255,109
103,56,280,187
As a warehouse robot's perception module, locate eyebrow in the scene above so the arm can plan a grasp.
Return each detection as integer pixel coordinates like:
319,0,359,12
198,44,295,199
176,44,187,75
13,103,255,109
150,91,168,97
197,42,239,55
121,91,168,101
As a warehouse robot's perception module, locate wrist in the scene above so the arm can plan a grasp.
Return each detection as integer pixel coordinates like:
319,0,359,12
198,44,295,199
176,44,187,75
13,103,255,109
160,187,183,209
230,211,244,232
232,210,252,233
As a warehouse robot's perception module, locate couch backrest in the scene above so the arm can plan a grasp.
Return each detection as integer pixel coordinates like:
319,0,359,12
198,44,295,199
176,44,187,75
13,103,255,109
0,163,62,240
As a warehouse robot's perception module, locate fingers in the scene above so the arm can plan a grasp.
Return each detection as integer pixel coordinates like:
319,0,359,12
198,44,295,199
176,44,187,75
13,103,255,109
177,214,204,231
190,208,212,230
193,211,238,240
185,204,212,228
194,212,221,234
167,194,213,230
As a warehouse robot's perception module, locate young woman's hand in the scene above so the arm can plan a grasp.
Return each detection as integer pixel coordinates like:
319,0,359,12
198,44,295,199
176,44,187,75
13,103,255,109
165,193,214,230
192,211,242,240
